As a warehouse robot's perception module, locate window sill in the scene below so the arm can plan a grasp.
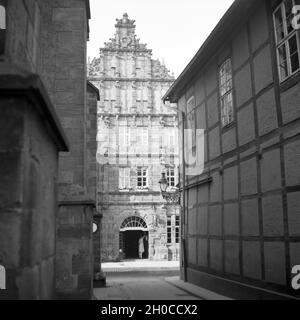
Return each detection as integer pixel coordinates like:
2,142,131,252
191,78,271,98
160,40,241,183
280,71,300,93
136,188,149,192
119,189,131,193
221,121,236,133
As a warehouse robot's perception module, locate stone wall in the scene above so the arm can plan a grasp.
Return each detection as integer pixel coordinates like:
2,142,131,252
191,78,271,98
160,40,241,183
38,0,95,299
0,75,68,300
39,0,89,199
55,202,94,300
0,0,96,299
4,0,41,72
87,82,103,278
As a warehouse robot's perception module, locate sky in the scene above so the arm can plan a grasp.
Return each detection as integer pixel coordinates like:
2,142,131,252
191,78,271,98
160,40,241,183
87,0,235,77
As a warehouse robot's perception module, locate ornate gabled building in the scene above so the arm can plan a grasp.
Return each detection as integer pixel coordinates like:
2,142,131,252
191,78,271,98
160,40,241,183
88,13,180,262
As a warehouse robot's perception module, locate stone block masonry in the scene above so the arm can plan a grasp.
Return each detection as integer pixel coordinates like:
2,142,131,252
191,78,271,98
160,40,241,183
89,13,180,263
0,73,68,300
0,0,97,300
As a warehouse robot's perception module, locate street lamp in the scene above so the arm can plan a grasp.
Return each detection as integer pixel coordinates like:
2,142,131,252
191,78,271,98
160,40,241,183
159,172,181,204
159,172,168,193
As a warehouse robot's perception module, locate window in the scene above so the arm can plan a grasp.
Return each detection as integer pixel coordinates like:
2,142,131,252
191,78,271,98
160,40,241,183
273,0,300,82
137,167,148,188
119,126,130,149
119,168,131,190
142,86,148,102
169,130,175,154
0,3,6,55
175,216,180,244
136,127,148,152
219,59,234,127
167,216,172,244
166,167,176,187
136,89,142,102
120,216,148,231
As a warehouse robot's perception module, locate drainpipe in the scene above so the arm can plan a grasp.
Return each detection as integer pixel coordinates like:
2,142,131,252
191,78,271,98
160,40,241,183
180,111,187,282
162,101,187,282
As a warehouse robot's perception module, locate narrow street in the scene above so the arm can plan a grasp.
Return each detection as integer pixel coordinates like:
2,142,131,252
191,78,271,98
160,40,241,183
94,261,230,300
94,274,202,300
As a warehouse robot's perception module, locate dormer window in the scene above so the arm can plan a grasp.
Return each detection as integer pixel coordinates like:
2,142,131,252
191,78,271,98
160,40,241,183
0,2,6,55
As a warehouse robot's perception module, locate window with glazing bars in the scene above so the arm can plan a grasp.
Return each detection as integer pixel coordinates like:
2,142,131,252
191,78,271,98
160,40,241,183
273,0,300,82
166,167,176,187
175,216,180,244
137,167,148,187
219,59,234,127
167,216,172,244
136,127,148,152
119,127,130,148
119,167,130,189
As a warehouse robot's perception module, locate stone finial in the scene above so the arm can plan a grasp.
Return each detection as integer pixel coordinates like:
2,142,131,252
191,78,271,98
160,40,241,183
123,13,128,22
115,13,135,27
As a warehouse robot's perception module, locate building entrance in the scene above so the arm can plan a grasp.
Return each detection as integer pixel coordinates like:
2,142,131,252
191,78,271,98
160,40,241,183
119,217,148,260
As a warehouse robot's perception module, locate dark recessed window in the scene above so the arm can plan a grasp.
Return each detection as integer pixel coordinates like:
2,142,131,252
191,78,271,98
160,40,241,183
175,216,180,244
137,167,148,188
167,216,172,244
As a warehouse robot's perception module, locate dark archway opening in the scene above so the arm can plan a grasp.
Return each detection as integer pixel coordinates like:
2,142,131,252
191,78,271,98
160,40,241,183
119,216,149,260
120,230,149,260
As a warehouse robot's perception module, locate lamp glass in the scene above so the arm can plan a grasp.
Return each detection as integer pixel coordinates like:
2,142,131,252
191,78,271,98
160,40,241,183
159,173,168,193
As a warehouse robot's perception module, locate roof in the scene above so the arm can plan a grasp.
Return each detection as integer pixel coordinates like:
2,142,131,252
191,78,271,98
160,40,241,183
0,62,69,152
87,80,100,100
163,0,261,103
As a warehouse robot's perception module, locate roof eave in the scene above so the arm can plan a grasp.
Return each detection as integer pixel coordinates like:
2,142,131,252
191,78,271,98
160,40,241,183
163,0,261,103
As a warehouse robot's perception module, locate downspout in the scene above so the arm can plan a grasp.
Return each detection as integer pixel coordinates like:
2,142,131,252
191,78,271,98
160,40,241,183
162,100,187,282
180,111,187,282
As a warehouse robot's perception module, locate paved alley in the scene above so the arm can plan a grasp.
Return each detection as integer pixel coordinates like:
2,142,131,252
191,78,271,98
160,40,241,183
94,275,202,300
94,260,231,300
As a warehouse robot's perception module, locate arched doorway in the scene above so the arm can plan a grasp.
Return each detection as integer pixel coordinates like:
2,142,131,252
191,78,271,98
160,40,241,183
119,216,149,260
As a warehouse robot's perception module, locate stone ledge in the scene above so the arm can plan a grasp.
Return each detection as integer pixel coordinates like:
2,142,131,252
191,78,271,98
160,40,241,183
58,199,96,208
0,62,69,152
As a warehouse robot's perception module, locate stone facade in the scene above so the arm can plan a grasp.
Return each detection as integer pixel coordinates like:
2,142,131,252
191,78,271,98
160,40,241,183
0,0,98,299
89,14,180,262
164,0,300,299
38,0,97,300
0,0,69,299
